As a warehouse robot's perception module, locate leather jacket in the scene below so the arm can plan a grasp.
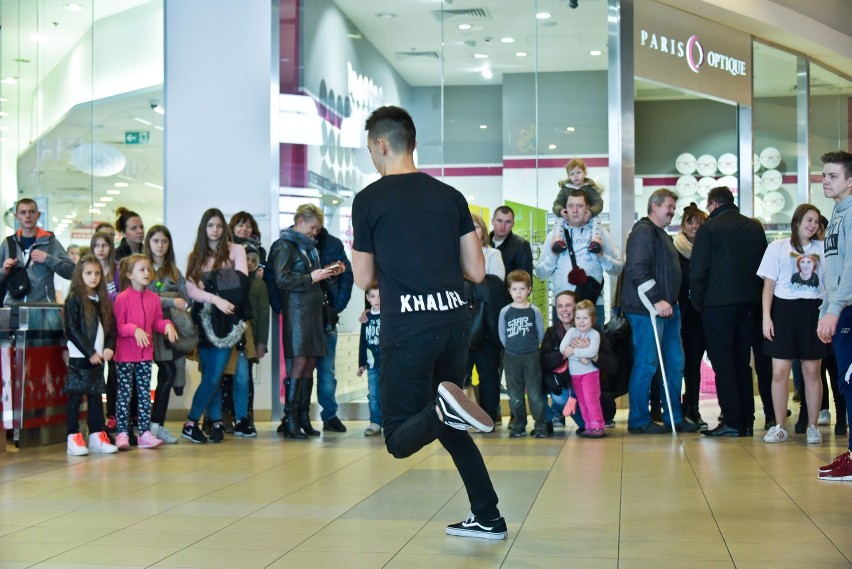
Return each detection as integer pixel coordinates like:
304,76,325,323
64,294,116,359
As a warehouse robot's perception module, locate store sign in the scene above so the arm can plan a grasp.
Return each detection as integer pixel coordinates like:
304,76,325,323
635,0,752,106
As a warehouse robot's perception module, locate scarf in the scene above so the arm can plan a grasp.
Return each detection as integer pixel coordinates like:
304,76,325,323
673,232,693,259
281,227,320,268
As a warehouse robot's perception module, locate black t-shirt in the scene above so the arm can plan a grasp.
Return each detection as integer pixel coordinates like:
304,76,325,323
352,172,474,344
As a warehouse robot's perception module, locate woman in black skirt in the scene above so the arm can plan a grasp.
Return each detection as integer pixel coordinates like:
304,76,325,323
758,203,827,444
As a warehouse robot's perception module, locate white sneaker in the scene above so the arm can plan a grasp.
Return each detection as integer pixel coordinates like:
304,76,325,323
88,431,118,454
364,423,382,436
150,422,178,444
67,433,89,456
818,410,831,426
806,425,823,444
763,424,788,443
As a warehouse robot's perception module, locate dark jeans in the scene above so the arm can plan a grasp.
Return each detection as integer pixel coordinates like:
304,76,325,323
504,351,546,429
151,360,177,425
380,321,500,520
66,391,105,435
703,304,756,430
681,315,706,413
467,340,502,422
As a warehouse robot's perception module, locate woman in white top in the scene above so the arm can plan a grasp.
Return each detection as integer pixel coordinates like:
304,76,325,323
758,204,828,444
471,214,505,280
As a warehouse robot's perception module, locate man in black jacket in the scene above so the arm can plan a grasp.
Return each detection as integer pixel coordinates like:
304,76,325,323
490,206,533,278
691,186,767,437
622,188,699,434
315,226,354,432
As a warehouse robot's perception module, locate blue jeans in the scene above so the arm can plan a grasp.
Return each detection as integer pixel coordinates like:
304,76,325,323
627,307,685,428
315,328,339,421
367,367,382,425
188,346,230,422
549,387,585,429
232,351,250,421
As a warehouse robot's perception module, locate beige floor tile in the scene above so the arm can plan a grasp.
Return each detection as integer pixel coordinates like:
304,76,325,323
500,557,617,569
150,545,285,568
516,522,619,541
619,539,731,560
267,551,394,569
399,535,512,556
46,544,178,566
618,560,735,569
226,516,329,534
321,518,427,536
0,525,113,544
718,521,833,544
727,541,849,563
510,537,619,558
130,514,240,531
383,553,505,569
292,531,410,553
619,522,722,542
0,541,77,563
91,527,210,548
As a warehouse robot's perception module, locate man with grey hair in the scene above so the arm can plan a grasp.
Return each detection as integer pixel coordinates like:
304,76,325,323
691,186,767,437
622,189,699,434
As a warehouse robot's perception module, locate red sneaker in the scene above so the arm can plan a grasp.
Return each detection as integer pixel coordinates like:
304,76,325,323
818,451,850,473
818,453,852,481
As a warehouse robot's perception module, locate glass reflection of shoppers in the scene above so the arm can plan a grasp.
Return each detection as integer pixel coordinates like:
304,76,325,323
352,106,505,539
181,208,249,444
759,204,827,444
268,204,334,439
674,203,708,427
114,207,145,261
144,225,190,444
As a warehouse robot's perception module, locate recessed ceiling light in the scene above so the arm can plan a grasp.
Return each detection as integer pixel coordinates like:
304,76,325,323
0,112,8,117
64,3,84,11
536,12,552,19
1,77,17,85
28,33,48,43
107,189,121,195
515,52,528,57
152,104,164,115
467,195,475,201
94,202,106,208
101,196,113,202
566,127,576,132
114,182,129,187
500,37,515,44
458,23,472,30
134,117,153,126
480,124,487,129
481,68,493,79
144,182,164,190
590,50,602,56
548,144,557,150
376,12,397,19
473,53,488,59
89,208,101,214
0,97,7,102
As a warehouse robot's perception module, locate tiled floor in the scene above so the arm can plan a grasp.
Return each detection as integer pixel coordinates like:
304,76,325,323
1,398,851,568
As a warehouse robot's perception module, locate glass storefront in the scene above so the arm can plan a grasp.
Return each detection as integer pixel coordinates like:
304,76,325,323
0,0,163,245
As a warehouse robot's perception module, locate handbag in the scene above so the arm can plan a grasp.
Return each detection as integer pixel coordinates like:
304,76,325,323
166,306,199,356
564,230,604,303
63,364,106,394
5,236,32,300
464,280,487,349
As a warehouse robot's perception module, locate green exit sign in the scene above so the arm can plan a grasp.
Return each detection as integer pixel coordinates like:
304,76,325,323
124,131,150,145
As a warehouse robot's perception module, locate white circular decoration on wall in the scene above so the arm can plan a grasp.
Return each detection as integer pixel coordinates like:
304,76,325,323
698,198,708,212
718,153,738,175
762,169,783,191
718,175,738,194
676,153,697,175
70,143,127,177
676,175,698,196
754,154,760,173
696,154,718,177
754,198,764,217
763,190,786,214
753,172,762,193
697,176,716,198
675,196,695,220
759,147,782,170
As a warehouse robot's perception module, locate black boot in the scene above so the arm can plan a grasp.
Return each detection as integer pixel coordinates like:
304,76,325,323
795,388,808,434
297,377,321,436
221,375,235,434
280,377,306,440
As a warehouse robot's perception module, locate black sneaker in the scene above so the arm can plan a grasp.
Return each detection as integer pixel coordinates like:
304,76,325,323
181,423,207,444
446,513,507,540
673,421,701,433
509,428,526,438
322,417,347,432
210,423,225,443
532,427,549,439
436,381,494,432
234,419,257,438
628,422,668,434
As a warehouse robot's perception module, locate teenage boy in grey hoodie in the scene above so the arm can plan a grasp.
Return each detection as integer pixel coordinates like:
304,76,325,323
817,150,852,482
0,198,75,305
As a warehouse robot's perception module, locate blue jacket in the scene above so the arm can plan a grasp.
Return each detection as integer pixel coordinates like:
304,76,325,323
316,227,354,314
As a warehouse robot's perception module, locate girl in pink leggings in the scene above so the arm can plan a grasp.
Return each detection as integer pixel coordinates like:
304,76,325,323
559,300,605,438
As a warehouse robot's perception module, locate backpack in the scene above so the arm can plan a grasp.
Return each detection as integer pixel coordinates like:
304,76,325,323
5,236,32,300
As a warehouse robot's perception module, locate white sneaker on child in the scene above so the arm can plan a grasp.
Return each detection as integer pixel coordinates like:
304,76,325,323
88,431,118,453
67,433,89,456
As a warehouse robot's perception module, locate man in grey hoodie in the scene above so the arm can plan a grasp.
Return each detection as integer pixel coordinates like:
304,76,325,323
0,198,75,305
816,151,852,482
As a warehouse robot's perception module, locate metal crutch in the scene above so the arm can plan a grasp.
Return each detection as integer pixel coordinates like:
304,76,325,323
638,280,677,436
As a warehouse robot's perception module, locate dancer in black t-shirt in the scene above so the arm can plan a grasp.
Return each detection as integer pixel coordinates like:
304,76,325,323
352,106,506,540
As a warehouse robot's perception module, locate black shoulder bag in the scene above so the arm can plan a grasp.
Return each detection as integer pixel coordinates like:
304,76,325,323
5,236,32,300
564,229,603,303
